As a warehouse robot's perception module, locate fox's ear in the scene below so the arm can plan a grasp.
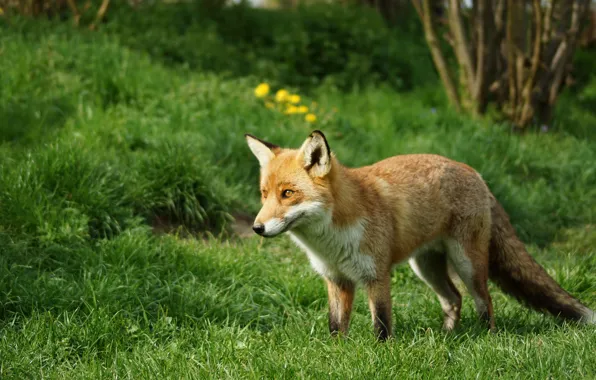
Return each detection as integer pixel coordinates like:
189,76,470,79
245,134,279,167
299,130,331,177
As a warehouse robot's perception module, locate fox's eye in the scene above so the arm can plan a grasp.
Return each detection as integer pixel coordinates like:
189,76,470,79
282,189,294,198
261,190,268,198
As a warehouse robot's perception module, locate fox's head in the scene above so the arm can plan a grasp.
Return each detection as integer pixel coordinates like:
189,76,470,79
245,130,334,237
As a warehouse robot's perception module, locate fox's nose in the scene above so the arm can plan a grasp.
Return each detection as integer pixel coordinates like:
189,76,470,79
252,223,265,235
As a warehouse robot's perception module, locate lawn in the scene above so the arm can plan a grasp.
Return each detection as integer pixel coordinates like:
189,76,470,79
1,3,596,378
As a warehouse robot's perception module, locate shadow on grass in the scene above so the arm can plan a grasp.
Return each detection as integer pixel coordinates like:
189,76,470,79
393,311,574,343
2,245,584,345
0,233,322,333
0,96,74,147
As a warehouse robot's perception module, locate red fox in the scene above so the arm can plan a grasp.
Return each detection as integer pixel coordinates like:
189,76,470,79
245,130,595,340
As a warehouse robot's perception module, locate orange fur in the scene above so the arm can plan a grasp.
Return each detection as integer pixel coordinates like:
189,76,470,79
245,131,595,340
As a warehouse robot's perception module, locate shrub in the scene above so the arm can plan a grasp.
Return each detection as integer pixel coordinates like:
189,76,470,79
104,2,435,91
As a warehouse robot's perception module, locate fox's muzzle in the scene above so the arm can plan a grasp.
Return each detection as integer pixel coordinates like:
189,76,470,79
252,223,265,235
251,217,287,238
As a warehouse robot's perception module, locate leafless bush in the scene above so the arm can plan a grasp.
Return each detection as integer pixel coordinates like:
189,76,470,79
413,0,592,128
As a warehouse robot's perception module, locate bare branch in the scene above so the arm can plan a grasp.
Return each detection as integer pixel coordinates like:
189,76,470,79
506,0,518,115
447,0,476,96
473,0,496,113
417,0,462,111
494,0,506,34
89,0,110,30
411,0,422,20
519,0,543,125
66,0,80,26
548,0,590,105
542,0,556,43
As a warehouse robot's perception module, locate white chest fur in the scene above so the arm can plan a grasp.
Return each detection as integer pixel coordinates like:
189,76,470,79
288,218,377,283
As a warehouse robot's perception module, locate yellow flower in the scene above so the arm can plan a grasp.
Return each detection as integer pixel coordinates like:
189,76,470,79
285,105,299,115
275,89,289,102
0,7,4,15
265,102,275,109
254,83,270,98
297,105,308,113
289,94,301,104
305,113,317,123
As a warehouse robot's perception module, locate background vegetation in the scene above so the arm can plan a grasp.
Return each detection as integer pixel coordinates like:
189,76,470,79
1,1,595,378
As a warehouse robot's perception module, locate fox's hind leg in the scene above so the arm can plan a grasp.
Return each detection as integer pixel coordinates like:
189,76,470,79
409,250,462,331
446,237,495,331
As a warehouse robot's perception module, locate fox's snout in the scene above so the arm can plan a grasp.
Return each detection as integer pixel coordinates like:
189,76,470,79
251,216,287,238
252,223,265,235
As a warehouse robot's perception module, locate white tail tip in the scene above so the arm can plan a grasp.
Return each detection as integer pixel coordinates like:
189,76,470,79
581,310,596,325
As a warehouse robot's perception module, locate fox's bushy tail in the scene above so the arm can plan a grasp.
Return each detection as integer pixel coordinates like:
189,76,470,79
488,197,595,324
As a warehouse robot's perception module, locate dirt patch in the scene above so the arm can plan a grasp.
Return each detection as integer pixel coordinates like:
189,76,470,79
230,211,255,238
150,211,256,239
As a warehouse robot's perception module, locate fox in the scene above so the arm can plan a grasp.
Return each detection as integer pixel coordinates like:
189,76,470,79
244,130,595,340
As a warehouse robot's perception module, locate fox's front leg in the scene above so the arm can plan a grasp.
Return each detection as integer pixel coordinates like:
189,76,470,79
325,278,355,336
366,273,392,341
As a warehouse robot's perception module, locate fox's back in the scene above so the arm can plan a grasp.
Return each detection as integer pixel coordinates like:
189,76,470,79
353,153,490,208
348,154,493,256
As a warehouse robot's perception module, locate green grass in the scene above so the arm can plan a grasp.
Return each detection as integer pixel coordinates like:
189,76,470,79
2,234,596,378
1,4,596,378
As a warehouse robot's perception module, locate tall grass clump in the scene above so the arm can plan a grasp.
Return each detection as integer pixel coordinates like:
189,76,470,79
128,137,238,234
0,144,135,245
